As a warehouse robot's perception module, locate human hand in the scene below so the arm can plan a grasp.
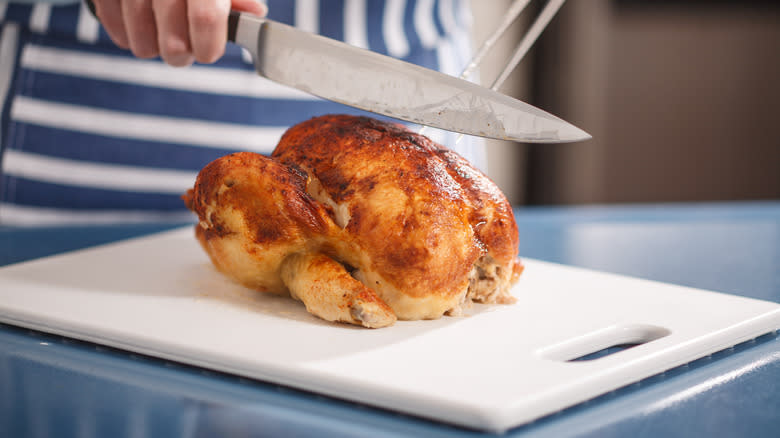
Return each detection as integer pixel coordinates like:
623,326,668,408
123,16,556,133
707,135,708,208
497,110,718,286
91,0,268,66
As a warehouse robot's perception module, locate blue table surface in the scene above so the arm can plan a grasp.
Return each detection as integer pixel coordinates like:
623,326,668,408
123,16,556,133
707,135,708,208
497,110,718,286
1,201,778,437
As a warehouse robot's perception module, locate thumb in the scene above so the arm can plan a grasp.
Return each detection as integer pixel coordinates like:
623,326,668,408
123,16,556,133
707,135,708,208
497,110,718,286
231,0,268,17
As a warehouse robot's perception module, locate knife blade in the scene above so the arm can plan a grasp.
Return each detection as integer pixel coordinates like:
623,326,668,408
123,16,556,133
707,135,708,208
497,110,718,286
227,11,590,143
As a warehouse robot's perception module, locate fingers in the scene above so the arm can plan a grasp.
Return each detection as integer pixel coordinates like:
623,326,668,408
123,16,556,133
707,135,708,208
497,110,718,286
184,0,267,64
93,0,129,49
121,0,159,59
154,0,194,66
95,0,268,66
231,0,267,16
187,0,230,64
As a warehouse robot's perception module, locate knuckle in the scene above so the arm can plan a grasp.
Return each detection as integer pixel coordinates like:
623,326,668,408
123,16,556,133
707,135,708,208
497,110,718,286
167,55,194,67
195,46,224,64
161,38,190,59
189,6,221,29
131,43,159,59
124,0,149,19
128,0,150,11
110,35,130,49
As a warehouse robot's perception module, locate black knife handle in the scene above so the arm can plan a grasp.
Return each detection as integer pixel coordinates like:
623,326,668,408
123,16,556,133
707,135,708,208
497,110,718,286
227,11,240,43
84,0,97,18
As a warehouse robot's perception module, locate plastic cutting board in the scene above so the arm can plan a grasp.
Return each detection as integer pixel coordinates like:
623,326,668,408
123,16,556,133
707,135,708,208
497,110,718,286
0,228,778,432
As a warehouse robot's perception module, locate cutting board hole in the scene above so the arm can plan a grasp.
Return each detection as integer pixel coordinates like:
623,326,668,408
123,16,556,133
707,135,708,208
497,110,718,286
537,324,671,362
567,343,641,362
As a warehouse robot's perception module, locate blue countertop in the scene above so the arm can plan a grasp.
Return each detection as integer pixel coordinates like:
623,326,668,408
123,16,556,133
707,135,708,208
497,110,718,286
1,201,778,437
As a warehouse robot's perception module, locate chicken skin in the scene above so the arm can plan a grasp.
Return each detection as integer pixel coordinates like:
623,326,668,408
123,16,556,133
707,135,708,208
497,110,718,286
183,115,522,328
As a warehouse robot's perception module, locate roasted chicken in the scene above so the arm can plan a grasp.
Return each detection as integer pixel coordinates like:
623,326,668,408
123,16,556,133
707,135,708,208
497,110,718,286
183,115,523,328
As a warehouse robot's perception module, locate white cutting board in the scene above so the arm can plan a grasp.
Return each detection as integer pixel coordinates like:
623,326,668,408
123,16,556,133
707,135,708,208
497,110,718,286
0,228,778,432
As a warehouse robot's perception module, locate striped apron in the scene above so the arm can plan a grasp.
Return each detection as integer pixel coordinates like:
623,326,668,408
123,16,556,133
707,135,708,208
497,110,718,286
0,0,482,225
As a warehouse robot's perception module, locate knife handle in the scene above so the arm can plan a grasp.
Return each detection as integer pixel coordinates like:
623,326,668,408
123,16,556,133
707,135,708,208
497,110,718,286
226,10,265,62
227,11,241,43
84,0,97,18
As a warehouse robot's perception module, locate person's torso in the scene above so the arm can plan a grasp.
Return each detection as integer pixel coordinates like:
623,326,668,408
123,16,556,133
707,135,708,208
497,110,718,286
0,0,481,225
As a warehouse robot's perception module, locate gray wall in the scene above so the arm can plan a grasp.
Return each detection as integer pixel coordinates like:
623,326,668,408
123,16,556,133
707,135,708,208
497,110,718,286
472,1,779,204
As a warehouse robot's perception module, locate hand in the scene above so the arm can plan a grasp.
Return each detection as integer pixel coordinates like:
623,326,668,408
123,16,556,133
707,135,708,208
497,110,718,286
92,0,267,67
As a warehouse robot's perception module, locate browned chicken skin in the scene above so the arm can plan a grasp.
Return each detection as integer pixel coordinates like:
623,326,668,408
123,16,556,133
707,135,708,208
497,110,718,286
183,115,523,328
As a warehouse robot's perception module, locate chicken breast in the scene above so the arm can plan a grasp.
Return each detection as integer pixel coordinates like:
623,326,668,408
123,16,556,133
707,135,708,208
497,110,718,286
183,115,522,328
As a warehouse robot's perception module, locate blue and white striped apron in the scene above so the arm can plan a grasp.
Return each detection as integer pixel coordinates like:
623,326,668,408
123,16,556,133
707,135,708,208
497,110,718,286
0,0,482,226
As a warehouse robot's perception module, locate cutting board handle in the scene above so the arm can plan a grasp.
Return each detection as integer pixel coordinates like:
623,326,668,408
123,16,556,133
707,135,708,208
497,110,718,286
537,324,671,362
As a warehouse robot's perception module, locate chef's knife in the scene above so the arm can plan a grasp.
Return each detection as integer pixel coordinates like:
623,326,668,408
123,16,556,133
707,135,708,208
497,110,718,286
227,11,590,143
